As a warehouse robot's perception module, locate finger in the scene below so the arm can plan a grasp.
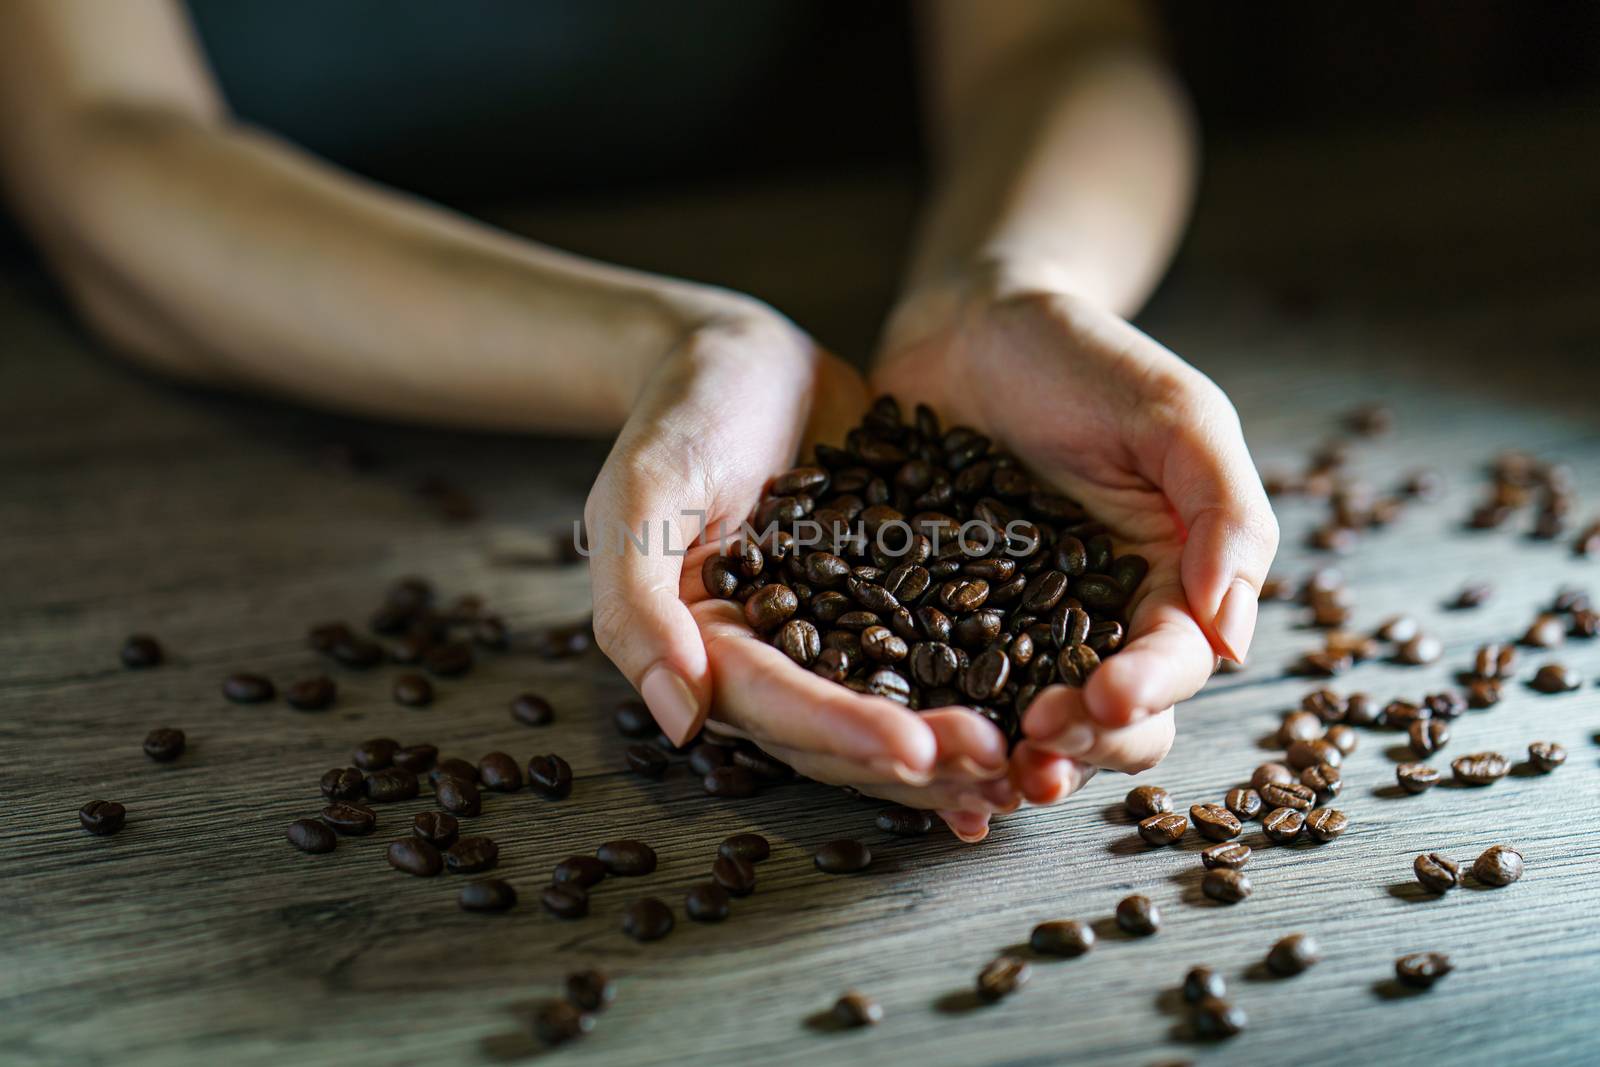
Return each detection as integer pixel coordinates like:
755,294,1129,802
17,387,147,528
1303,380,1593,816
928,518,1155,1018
752,743,1012,813
917,708,1011,779
1021,694,1177,772
694,598,938,775
1011,741,1097,805
1157,386,1280,662
938,810,993,843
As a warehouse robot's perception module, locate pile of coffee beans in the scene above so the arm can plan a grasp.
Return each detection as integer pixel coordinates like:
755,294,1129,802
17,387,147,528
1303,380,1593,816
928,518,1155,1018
700,396,1148,747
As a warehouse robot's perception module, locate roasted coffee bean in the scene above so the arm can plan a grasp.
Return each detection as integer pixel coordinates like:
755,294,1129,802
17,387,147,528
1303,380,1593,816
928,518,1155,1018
533,1000,593,1046
1376,614,1420,643
624,744,669,779
1473,642,1518,680
1343,691,1380,726
1201,869,1252,904
1423,690,1467,721
744,584,799,632
120,634,163,669
320,801,376,836
473,752,520,792
1452,752,1509,786
1202,842,1252,870
1086,619,1125,655
320,767,365,801
285,675,336,711
614,699,657,738
908,641,959,688
565,969,616,1012
1394,759,1441,794
393,743,438,774
412,811,459,850
458,879,517,912
553,855,608,888
976,956,1032,1002
1287,738,1342,771
702,554,741,598
1224,788,1262,821
446,836,499,874
1530,663,1582,693
876,806,934,835
365,768,419,803
1021,570,1070,613
776,619,822,666
286,818,336,853
1305,807,1348,842
353,737,399,771
1409,719,1450,756
1414,852,1460,893
1262,807,1305,845
382,673,433,709
1194,997,1247,1039
142,727,186,762
940,577,991,614
702,765,758,799
622,897,675,941
527,754,573,799
1259,781,1315,812
1056,643,1101,686
598,839,657,876
1324,724,1358,756
1395,952,1453,989
387,837,443,876
1115,895,1161,936
1125,784,1173,819
682,743,726,777
1471,844,1523,886
1266,933,1321,976
1073,573,1127,614
962,648,1011,700
435,775,481,816
1465,677,1504,708
1527,741,1567,772
719,833,771,863
708,854,757,897
832,991,883,1028
1279,710,1325,746
685,883,732,923
541,883,589,919
1300,763,1342,804
1300,688,1347,722
1397,634,1442,665
1183,967,1226,1003
814,839,872,874
1251,762,1295,790
1137,812,1188,847
1190,803,1242,842
421,640,472,676
387,633,432,666
1030,920,1096,956
508,692,554,726
222,672,275,704
860,625,909,665
1522,615,1567,649
1052,604,1091,649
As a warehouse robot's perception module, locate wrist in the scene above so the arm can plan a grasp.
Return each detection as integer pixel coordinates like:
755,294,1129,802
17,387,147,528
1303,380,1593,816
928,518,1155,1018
879,254,1082,361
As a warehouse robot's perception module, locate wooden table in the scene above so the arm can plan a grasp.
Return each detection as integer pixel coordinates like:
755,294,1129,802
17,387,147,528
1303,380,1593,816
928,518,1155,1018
3,105,1598,1067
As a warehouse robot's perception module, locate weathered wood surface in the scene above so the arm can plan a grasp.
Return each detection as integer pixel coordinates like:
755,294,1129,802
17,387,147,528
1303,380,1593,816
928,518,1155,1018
3,106,1599,1067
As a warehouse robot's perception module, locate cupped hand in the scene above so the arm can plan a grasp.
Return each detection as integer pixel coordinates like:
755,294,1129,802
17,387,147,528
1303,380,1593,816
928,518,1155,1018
586,309,1019,837
874,287,1279,810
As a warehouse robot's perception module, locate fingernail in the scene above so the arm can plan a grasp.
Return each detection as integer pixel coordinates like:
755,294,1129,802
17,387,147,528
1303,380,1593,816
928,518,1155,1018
948,755,1007,781
1214,578,1259,663
939,811,990,844
1056,723,1095,756
868,758,934,787
641,665,700,746
980,779,1020,812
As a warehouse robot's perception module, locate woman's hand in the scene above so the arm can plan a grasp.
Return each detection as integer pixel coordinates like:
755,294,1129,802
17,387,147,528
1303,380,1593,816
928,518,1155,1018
586,308,1021,836
874,284,1279,810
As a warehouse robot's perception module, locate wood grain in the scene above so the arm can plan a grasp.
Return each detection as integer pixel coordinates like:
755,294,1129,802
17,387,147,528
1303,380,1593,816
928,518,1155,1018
2,105,1599,1067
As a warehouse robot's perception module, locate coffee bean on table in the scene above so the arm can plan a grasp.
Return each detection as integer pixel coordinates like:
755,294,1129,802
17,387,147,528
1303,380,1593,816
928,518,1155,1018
1300,763,1342,804
1262,807,1305,845
505,692,554,727
598,839,657,876
446,836,499,874
353,738,399,771
814,839,872,874
1305,808,1348,842
222,673,275,704
431,757,477,785
566,969,616,1012
528,754,574,799
1408,720,1450,756
1202,842,1252,870
1266,933,1321,976
387,837,443,876
1527,741,1567,772
393,743,438,774
623,898,675,941
533,1000,593,1046
541,883,589,919
143,727,186,762
832,991,883,1028
1414,853,1460,894
1395,952,1453,989
625,744,669,779
1279,711,1324,747
1343,691,1379,726
390,673,434,707
554,855,608,888
287,818,336,854
422,641,473,677
436,775,481,816
1190,804,1242,842
1251,763,1294,790
1125,785,1172,819
1183,966,1225,1003
1451,752,1509,786
321,801,376,835
365,768,419,803
1396,762,1441,794
1324,724,1358,755
459,879,517,912
1259,781,1315,812
875,806,934,836
1194,997,1247,1039
1202,869,1252,904
412,811,459,850
1030,920,1095,957
712,855,756,896
1530,663,1581,693
731,747,793,782
976,956,1031,1002
1224,788,1262,821
1522,616,1566,649
718,833,770,863
477,752,522,792
1115,895,1160,936
121,634,163,669
614,699,656,738
685,883,732,923
1138,813,1188,847
1397,633,1442,665
318,768,364,800
1471,844,1523,886
1287,739,1342,771
286,675,336,711
703,765,758,798
686,743,728,777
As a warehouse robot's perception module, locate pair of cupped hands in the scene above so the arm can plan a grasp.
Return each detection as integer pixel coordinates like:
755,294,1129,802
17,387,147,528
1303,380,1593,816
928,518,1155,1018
586,284,1279,842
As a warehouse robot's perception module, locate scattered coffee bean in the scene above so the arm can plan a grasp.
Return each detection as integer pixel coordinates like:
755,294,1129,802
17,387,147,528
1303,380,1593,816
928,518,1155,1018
477,752,522,792
1527,741,1567,772
1202,869,1252,904
976,956,1032,1002
1376,615,1420,643
1202,842,1252,870
142,727,185,762
614,699,656,738
1305,807,1348,842
352,737,399,771
1409,719,1450,757
1395,952,1453,989
435,775,482,816
431,757,477,785
504,693,552,727
365,768,419,804
685,883,732,922
446,836,499,874
1300,763,1342,804
1125,785,1173,819
718,833,770,863
1324,724,1358,755
876,806,934,835
1031,919,1096,956
1522,616,1567,649
1259,781,1315,812
1530,663,1582,693
285,675,336,711
393,673,434,707
1190,803,1242,842
320,801,376,836
387,837,443,876
459,879,517,912
393,743,438,774
566,969,616,1012
553,855,607,888
1224,788,1262,821
1471,844,1523,886
1451,582,1493,610
832,991,883,1028
712,855,757,896
1396,762,1441,794
686,743,728,777
1262,807,1305,845
1138,812,1188,847
319,767,365,801
1251,762,1295,790
533,1000,592,1046
1266,933,1321,976
1397,634,1442,666
412,811,459,850
622,897,675,941
1193,997,1247,1039
1279,710,1324,747
598,839,658,876
1452,751,1509,786
422,641,473,677
814,839,872,874
625,744,669,779
120,634,163,669
731,747,793,782
286,818,336,853
1287,738,1342,771
703,765,758,798
1116,895,1161,936
222,672,275,704
527,754,573,799
1183,966,1225,1003
1344,692,1379,726
1414,853,1460,894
